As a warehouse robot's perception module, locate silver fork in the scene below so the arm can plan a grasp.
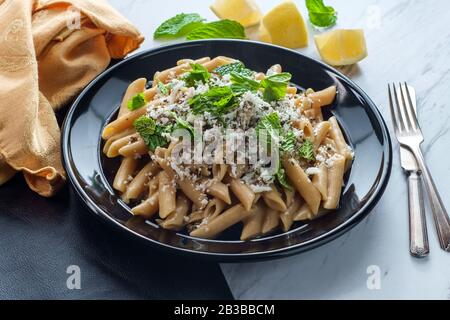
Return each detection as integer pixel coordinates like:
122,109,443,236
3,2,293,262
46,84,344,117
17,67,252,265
388,83,450,251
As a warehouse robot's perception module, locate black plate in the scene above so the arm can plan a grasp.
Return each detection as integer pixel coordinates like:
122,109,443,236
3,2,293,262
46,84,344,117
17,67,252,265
62,40,392,262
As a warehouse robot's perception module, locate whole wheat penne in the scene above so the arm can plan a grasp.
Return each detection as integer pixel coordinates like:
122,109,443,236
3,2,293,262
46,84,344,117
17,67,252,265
122,162,160,203
230,178,256,211
190,204,252,239
131,192,159,218
118,139,148,157
308,85,336,108
113,157,138,193
263,185,287,212
241,202,266,241
206,181,232,204
314,121,331,150
158,171,177,219
262,207,281,235
103,128,135,155
323,154,346,210
119,78,147,117
312,163,328,201
158,194,191,231
106,133,139,158
283,158,321,215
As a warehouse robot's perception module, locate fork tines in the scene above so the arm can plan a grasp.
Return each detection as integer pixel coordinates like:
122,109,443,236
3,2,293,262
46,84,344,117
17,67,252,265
388,83,421,135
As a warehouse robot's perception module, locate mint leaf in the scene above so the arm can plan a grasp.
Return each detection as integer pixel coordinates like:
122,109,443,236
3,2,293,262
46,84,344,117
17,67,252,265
214,62,253,77
280,131,296,153
189,86,239,116
154,13,205,39
186,19,246,40
299,139,315,161
276,167,292,191
134,116,170,151
230,72,260,94
183,63,211,87
260,72,292,102
171,112,194,137
158,82,169,95
127,93,147,111
256,112,282,151
305,0,337,28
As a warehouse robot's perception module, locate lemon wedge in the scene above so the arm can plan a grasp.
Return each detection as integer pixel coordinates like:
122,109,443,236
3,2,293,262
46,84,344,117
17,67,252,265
261,1,308,48
258,24,272,43
314,29,368,66
210,0,262,28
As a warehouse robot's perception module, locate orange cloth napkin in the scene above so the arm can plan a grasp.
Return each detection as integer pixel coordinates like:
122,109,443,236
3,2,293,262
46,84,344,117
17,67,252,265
0,0,144,197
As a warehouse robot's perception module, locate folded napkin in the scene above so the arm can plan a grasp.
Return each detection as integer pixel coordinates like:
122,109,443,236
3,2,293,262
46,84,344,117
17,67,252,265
0,0,144,197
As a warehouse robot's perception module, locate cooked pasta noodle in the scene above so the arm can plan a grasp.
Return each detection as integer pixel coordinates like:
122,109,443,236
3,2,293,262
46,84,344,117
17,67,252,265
102,57,353,240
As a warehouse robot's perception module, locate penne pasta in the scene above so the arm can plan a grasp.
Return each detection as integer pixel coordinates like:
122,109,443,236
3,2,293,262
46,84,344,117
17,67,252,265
230,178,256,211
261,207,281,235
294,202,313,221
308,85,337,108
263,185,287,212
241,202,266,241
280,196,302,232
323,154,346,210
118,139,148,157
312,163,328,201
313,121,331,150
329,116,353,163
190,204,252,239
206,181,232,205
212,164,228,182
113,157,138,193
202,198,226,221
119,78,147,117
131,192,159,218
122,162,160,203
158,171,177,219
102,107,147,140
103,128,135,155
283,158,321,215
157,194,191,231
106,133,139,158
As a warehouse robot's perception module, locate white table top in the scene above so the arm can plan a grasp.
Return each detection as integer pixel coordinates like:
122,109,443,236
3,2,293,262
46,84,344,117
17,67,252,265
110,0,450,300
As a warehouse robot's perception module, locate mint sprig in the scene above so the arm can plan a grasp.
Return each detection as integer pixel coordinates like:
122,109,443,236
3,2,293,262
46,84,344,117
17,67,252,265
153,13,205,39
305,0,337,28
127,93,147,111
186,20,246,40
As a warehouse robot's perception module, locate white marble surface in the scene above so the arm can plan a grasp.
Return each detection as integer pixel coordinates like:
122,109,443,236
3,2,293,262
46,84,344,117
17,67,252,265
110,0,450,299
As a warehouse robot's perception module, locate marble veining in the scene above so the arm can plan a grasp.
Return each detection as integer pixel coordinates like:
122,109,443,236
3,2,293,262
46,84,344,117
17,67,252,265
109,0,450,299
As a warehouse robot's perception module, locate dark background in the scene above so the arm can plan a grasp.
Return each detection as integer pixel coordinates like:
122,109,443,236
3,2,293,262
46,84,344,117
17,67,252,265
0,176,233,299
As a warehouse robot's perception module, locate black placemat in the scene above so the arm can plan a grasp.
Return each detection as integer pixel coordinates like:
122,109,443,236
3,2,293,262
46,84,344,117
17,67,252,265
0,176,233,300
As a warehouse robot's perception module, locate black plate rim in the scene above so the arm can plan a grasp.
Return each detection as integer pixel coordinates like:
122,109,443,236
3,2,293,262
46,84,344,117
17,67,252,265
61,39,392,262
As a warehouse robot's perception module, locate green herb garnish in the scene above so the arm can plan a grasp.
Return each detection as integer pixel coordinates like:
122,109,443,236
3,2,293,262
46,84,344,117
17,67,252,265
171,112,195,137
186,20,246,40
133,116,171,151
260,73,292,102
127,93,147,111
158,82,169,95
189,86,239,116
305,0,337,28
183,63,211,87
276,167,292,191
230,72,260,94
214,62,253,77
299,139,315,161
153,13,205,39
280,131,296,153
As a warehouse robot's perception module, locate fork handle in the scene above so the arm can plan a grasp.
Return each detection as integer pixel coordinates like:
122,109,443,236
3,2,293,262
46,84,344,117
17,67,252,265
409,145,450,251
407,171,429,257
